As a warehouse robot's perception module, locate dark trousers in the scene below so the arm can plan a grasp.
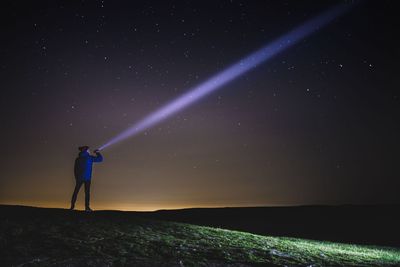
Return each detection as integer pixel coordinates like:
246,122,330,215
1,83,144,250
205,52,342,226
71,179,91,208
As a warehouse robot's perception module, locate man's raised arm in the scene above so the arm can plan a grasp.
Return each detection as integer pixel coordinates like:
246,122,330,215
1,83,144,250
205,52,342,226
92,149,103,162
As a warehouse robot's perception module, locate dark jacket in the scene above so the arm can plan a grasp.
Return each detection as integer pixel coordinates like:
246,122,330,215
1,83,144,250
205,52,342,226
74,151,103,181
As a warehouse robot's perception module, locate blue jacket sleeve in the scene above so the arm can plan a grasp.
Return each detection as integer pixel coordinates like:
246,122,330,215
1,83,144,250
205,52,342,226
92,152,103,163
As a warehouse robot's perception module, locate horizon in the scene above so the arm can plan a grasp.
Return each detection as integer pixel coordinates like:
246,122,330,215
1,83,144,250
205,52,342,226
2,201,398,213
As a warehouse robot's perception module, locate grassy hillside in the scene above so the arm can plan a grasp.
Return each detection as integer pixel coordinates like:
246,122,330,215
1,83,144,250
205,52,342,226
1,206,400,266
141,205,400,247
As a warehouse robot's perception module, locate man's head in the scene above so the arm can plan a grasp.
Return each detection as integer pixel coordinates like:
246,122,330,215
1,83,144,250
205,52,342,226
78,146,90,153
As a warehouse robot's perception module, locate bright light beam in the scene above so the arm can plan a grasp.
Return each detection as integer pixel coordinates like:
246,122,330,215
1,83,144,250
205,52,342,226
99,3,353,150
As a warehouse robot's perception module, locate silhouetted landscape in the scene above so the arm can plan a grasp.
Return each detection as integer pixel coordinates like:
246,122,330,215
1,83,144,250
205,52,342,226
2,1,400,266
1,205,399,266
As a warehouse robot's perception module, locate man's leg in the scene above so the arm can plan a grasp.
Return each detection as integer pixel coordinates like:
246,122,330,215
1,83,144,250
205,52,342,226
70,179,83,210
84,180,91,211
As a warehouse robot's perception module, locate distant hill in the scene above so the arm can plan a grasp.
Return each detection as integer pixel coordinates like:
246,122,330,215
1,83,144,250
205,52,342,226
1,205,399,266
138,205,400,247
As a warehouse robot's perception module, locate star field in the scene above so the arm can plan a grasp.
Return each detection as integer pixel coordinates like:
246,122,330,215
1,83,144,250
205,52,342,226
0,0,399,210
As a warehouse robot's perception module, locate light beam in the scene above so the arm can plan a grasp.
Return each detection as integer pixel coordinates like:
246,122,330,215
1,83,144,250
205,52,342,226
99,3,353,150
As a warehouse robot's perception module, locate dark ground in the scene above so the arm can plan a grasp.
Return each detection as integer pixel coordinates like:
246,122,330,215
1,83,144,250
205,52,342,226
1,205,400,266
2,204,399,247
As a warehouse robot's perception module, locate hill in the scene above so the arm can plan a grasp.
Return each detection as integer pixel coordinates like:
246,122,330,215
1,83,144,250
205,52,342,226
1,205,400,266
139,205,400,247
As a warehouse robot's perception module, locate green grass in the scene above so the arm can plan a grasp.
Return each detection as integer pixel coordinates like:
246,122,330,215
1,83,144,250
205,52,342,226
1,209,400,266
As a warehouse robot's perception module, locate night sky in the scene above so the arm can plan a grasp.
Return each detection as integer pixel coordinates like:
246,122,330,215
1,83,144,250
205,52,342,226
1,1,399,210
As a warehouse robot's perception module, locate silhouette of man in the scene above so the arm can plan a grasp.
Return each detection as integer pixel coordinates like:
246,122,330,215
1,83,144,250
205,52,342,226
70,146,103,212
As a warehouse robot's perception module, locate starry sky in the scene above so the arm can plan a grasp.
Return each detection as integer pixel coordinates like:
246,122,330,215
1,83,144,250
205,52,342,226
1,0,399,211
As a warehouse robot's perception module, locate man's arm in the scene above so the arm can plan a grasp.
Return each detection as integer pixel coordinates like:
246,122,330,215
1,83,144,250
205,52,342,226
92,149,103,162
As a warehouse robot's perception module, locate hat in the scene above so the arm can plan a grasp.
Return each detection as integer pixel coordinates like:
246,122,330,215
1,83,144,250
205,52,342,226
78,146,89,152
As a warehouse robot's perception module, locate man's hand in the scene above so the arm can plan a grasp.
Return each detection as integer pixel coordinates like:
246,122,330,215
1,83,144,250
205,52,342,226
94,149,100,153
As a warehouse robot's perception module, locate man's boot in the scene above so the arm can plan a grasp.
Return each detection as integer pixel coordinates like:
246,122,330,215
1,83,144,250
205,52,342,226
85,206,93,212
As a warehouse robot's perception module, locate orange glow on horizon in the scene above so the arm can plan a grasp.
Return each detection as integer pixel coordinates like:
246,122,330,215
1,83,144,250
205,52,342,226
0,200,285,212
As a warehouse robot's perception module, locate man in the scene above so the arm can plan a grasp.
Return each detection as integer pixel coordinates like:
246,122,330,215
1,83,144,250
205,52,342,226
70,146,103,212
